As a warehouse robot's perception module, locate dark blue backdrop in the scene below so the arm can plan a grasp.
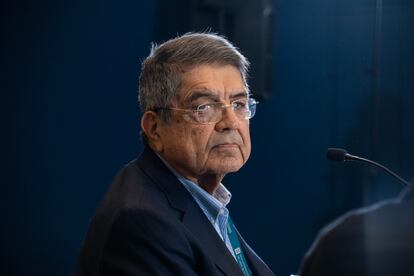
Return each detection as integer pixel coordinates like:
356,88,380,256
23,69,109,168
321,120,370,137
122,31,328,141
1,0,413,275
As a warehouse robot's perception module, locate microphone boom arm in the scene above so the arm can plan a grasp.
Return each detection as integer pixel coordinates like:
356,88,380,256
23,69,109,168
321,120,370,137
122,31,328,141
344,153,411,188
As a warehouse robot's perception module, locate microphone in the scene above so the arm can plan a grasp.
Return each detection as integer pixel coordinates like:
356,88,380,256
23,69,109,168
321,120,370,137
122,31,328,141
327,148,411,188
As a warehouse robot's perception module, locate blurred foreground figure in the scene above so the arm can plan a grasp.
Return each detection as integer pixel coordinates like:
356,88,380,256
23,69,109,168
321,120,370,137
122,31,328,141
76,32,274,276
300,186,414,276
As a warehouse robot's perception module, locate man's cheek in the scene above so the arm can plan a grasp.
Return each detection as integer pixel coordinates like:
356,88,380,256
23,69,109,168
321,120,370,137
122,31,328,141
190,127,206,136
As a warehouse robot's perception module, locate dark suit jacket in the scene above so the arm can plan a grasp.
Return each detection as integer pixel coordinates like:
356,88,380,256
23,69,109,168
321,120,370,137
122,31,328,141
76,147,274,276
299,187,414,276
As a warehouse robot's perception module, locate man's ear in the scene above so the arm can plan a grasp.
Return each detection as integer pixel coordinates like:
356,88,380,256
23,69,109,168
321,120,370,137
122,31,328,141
141,111,164,152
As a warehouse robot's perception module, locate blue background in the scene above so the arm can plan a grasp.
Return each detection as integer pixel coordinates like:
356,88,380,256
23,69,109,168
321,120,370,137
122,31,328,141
1,0,413,275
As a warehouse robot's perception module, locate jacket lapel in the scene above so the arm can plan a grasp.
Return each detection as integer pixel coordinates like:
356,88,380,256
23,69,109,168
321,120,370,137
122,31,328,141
182,200,244,276
136,147,190,213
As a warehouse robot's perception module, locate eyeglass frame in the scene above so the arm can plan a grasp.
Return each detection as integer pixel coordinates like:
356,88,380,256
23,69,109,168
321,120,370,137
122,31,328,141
153,97,258,124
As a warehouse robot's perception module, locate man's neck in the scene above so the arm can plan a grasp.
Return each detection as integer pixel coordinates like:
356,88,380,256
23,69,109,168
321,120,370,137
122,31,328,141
195,173,225,195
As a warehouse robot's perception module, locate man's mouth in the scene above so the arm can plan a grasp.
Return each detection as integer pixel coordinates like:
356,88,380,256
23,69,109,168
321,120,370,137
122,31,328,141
213,143,239,148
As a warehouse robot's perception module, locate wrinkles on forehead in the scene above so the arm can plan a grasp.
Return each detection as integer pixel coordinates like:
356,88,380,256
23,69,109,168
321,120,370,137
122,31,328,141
171,63,248,107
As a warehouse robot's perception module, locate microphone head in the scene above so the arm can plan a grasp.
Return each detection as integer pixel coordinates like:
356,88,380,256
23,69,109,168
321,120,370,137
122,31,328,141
327,148,348,162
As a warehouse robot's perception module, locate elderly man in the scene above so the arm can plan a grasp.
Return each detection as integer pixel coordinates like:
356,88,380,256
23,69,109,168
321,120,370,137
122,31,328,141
76,33,274,276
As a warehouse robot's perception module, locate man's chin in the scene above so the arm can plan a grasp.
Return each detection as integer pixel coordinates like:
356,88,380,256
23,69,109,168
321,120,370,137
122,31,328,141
212,157,244,174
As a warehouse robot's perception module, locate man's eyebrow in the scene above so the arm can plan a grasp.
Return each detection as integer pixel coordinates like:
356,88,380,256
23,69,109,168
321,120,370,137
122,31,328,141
230,92,249,100
185,90,249,103
186,90,219,103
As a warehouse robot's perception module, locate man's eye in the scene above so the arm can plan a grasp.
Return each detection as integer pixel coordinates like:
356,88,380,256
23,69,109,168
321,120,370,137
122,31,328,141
196,103,215,112
233,100,247,109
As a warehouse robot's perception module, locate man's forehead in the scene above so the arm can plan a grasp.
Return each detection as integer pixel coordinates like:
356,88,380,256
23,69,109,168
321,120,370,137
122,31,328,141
172,64,248,104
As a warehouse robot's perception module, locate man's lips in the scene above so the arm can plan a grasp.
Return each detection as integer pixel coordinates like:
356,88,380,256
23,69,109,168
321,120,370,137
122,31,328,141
213,143,239,148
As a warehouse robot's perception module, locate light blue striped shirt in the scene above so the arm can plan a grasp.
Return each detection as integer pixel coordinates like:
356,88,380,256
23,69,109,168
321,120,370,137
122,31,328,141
158,155,235,257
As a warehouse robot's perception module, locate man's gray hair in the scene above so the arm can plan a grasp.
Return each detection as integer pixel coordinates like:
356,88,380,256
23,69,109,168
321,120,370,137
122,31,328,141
138,32,250,123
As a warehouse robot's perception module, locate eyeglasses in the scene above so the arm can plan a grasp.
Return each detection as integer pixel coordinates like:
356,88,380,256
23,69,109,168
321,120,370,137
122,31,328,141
156,98,258,124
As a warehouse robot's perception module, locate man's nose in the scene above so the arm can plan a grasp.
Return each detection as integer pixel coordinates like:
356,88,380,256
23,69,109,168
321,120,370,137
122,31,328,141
214,105,239,131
